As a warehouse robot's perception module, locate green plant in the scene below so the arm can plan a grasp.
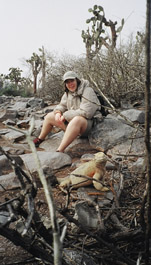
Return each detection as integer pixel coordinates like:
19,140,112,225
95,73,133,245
81,5,124,65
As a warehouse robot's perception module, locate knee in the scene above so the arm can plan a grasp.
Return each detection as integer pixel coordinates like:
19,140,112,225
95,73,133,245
70,116,87,126
44,111,55,122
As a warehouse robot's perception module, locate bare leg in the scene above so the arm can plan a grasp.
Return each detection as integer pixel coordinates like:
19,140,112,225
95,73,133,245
39,112,66,140
57,116,87,152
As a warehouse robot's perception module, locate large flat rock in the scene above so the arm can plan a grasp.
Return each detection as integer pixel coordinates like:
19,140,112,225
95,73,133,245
20,151,72,173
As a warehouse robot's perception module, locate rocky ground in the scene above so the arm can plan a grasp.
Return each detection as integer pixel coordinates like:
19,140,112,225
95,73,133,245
0,96,149,265
0,121,103,265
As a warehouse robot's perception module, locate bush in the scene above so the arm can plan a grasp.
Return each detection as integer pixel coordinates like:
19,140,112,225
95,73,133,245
37,33,145,107
0,83,33,97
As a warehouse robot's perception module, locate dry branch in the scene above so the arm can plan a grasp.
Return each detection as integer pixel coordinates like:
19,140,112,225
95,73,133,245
2,118,63,264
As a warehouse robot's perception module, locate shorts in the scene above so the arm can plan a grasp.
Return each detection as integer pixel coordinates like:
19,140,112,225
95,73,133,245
80,119,94,138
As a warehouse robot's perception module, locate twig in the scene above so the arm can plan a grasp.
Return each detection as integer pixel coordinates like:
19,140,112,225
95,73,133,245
0,146,33,188
71,173,106,188
16,117,62,265
59,210,135,265
5,118,62,264
22,194,34,236
114,153,145,157
95,200,105,231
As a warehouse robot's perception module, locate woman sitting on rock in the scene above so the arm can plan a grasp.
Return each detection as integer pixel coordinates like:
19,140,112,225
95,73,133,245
33,71,101,152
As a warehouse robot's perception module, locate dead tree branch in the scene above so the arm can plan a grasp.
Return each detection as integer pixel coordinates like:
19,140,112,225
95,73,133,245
3,117,64,264
144,0,151,263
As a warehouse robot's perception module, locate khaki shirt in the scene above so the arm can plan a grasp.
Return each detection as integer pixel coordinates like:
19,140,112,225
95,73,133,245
54,79,101,122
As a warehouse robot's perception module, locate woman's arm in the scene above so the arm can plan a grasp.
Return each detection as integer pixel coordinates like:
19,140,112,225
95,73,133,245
53,93,68,114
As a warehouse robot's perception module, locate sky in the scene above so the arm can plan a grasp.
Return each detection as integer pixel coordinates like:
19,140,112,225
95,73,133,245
0,0,146,76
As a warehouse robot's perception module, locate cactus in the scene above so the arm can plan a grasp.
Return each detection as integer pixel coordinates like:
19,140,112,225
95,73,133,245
81,5,124,64
26,53,42,94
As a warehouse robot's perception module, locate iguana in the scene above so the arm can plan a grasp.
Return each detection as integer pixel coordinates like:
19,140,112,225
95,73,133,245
59,152,109,191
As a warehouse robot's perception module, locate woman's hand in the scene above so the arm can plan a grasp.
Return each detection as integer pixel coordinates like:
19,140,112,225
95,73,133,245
60,115,65,122
55,112,65,124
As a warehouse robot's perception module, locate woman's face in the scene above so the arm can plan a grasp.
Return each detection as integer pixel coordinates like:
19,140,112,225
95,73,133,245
65,79,77,92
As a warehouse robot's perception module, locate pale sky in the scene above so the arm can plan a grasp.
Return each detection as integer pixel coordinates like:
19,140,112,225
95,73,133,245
0,0,146,75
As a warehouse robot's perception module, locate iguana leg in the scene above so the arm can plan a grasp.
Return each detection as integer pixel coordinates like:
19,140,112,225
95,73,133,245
70,179,92,189
93,170,108,191
59,176,71,187
93,172,103,190
59,176,92,189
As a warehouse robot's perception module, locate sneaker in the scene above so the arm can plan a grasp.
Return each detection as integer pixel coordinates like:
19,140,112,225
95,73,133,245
33,137,44,147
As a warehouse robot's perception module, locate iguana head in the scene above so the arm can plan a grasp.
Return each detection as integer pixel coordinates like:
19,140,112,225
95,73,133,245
94,152,108,165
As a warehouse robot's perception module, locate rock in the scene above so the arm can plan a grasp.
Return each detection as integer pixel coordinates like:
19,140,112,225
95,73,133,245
2,146,25,155
130,157,145,173
0,155,12,175
0,129,11,135
89,114,145,155
2,119,16,126
9,101,27,111
0,153,24,175
27,97,45,109
0,95,13,105
2,143,31,154
74,201,99,228
42,165,58,186
63,249,97,265
0,211,10,226
118,109,145,124
89,115,134,151
77,187,113,207
2,129,25,142
20,151,72,173
16,119,30,129
40,131,89,152
0,172,20,190
106,161,117,170
81,153,94,161
0,109,18,121
108,130,145,157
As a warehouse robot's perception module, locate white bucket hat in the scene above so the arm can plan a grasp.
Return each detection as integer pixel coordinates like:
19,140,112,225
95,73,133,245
63,71,79,82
